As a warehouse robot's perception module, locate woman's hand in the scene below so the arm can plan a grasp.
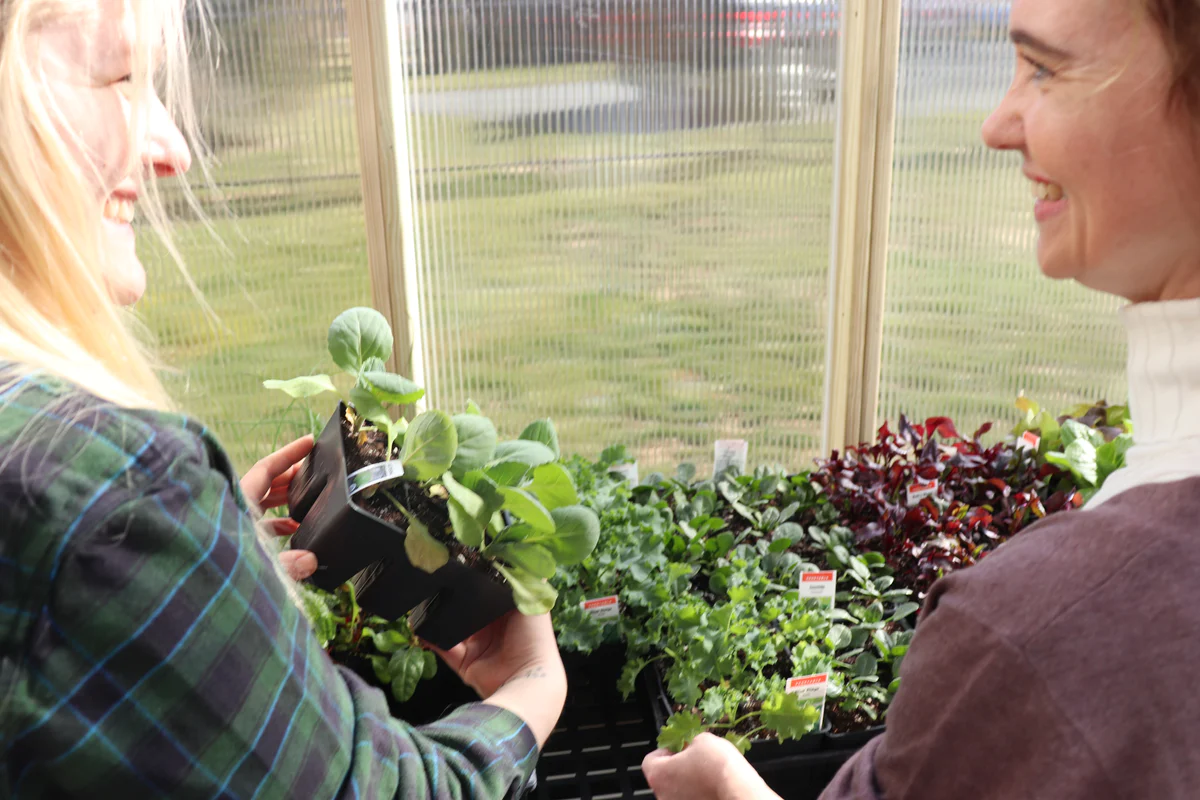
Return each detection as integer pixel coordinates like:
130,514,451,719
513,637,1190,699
642,734,781,800
240,435,318,581
430,611,567,747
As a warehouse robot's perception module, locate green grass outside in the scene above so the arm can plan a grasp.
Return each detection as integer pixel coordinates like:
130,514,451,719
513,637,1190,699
138,68,1125,474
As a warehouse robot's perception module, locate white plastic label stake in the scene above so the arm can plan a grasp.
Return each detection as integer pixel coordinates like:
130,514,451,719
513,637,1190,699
346,461,409,497
1017,431,1041,452
609,462,639,487
713,439,748,476
785,673,829,728
581,595,620,620
799,570,837,600
907,479,939,506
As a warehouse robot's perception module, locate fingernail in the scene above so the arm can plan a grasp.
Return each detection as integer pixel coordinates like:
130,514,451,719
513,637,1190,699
279,551,318,581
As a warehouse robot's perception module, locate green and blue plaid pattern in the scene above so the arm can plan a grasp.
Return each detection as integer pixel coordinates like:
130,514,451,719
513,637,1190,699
0,371,538,798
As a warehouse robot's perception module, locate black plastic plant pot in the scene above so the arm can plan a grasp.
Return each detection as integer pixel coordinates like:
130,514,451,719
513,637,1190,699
823,726,885,752
287,402,516,650
644,662,827,759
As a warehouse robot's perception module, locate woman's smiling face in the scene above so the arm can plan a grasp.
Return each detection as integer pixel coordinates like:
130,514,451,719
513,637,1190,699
35,0,191,305
982,0,1200,303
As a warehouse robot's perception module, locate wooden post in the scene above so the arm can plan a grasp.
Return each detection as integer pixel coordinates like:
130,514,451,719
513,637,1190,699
822,0,902,453
346,0,426,407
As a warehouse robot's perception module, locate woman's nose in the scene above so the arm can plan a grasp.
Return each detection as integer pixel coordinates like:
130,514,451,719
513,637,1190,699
981,86,1023,152
144,95,192,179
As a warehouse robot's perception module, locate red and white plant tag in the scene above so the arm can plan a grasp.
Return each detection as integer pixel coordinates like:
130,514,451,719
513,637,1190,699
1017,431,1041,452
581,595,620,620
785,672,829,728
799,570,837,601
713,439,749,476
609,462,639,487
907,479,939,506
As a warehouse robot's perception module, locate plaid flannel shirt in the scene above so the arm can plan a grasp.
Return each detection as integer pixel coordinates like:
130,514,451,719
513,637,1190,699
0,371,538,798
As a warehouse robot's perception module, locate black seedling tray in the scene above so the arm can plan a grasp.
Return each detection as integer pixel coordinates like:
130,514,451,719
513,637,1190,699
529,650,659,800
823,726,885,752
288,403,515,650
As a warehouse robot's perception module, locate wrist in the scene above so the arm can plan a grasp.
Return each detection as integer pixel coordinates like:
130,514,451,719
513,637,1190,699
717,753,778,800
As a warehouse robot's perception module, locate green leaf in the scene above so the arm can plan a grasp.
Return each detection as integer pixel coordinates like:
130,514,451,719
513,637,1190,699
657,711,706,753
329,307,393,374
401,410,458,481
542,506,600,565
493,440,557,469
422,650,438,679
448,498,484,548
759,692,820,740
519,419,560,458
1096,434,1134,483
465,399,482,415
263,375,337,400
852,653,879,679
527,463,579,510
724,732,752,755
349,385,391,429
491,541,557,579
403,518,450,573
363,371,425,405
494,562,558,615
369,654,390,684
451,415,498,476
1063,438,1099,486
373,629,407,655
485,461,530,487
825,624,852,650
889,602,921,623
498,487,555,533
389,648,427,702
297,585,338,646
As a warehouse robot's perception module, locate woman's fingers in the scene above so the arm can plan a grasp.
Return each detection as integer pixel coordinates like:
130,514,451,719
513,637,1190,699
261,517,300,537
241,436,313,507
278,550,318,581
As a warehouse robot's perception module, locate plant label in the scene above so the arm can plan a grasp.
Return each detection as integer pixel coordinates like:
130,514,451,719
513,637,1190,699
581,595,620,620
1017,431,1041,452
906,479,939,506
799,570,837,600
346,460,409,497
609,462,639,487
713,439,748,476
786,672,828,728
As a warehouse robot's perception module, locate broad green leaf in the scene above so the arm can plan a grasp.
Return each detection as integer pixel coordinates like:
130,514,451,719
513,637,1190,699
657,711,706,753
852,653,879,678
519,418,560,458
363,371,425,405
443,472,485,518
349,386,391,429
422,650,438,679
491,541,557,579
494,562,558,615
460,473,506,526
485,461,530,487
451,415,498,476
527,463,579,510
465,399,482,415
447,498,484,548
329,307,393,374
389,648,426,702
403,518,450,573
539,506,600,564
498,487,555,533
360,356,387,374
1015,395,1039,416
759,692,820,740
369,654,390,684
825,624,852,650
889,602,921,623
263,375,337,400
493,440,557,469
1096,434,1134,482
373,629,407,655
401,410,458,481
767,537,792,554
1064,438,1099,486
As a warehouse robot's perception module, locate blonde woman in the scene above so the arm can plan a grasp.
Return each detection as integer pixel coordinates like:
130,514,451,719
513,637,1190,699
0,1,565,796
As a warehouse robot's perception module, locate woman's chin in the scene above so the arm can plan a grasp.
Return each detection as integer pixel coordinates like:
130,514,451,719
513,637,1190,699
104,259,147,306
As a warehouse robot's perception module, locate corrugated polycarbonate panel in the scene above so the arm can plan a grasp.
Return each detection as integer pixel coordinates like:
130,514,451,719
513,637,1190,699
398,0,840,471
139,0,371,470
878,1,1126,436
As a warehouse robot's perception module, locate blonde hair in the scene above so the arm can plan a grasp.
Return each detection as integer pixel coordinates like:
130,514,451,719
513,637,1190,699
0,0,210,410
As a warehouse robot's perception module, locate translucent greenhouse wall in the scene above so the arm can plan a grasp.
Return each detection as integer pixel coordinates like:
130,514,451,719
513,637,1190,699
139,0,373,469
877,2,1126,435
397,0,840,471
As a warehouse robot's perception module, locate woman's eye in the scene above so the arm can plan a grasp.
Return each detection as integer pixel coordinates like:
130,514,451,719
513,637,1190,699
1022,56,1053,82
116,74,133,84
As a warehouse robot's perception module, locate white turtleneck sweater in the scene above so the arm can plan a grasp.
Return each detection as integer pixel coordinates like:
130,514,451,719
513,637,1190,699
1086,297,1200,509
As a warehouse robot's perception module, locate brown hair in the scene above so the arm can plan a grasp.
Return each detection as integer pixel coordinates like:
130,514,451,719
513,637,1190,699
1144,0,1200,117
